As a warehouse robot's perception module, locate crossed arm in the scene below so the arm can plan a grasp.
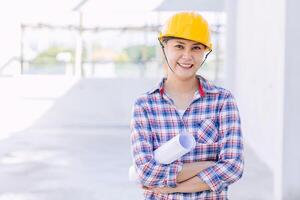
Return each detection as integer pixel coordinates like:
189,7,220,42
143,161,214,194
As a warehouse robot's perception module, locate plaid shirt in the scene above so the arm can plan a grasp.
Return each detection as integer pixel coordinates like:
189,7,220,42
130,76,244,200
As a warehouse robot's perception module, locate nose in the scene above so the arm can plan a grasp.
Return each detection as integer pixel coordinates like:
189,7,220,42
181,49,193,60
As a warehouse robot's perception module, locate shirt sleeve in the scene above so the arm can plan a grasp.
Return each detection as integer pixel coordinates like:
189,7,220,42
197,92,244,193
130,99,183,188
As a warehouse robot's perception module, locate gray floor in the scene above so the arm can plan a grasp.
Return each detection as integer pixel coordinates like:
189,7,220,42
0,128,143,200
0,126,273,200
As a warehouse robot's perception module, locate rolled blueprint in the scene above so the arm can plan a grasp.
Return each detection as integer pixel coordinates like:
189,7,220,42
129,134,196,183
154,134,196,164
128,165,139,183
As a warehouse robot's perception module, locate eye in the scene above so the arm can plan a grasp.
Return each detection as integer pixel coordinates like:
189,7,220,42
192,46,203,51
174,44,184,49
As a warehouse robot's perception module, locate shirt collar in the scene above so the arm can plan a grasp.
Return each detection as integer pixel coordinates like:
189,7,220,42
147,78,165,95
197,75,219,94
148,75,219,97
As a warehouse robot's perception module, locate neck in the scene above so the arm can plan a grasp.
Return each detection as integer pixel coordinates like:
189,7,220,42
164,75,198,95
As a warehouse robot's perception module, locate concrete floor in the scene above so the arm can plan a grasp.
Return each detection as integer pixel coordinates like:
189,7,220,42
0,128,143,200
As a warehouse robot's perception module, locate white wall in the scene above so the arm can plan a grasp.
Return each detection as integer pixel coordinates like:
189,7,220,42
226,0,300,199
227,0,285,169
282,0,300,198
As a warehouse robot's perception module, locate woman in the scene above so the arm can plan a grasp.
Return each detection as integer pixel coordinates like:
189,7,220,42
130,11,244,199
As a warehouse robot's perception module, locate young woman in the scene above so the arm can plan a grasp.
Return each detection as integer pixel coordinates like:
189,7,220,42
130,12,244,199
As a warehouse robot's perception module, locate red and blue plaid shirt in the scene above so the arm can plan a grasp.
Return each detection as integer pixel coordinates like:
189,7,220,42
130,76,244,200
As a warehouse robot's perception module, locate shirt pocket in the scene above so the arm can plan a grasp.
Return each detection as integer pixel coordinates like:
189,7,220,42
195,118,219,144
181,119,220,162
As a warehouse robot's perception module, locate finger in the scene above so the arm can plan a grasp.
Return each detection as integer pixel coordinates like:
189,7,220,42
142,186,155,190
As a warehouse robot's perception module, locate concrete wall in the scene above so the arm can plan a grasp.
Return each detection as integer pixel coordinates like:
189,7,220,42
226,0,300,199
282,0,300,198
0,76,158,130
227,0,285,171
33,78,158,129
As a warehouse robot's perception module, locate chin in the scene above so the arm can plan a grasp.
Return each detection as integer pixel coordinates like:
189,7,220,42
175,73,196,81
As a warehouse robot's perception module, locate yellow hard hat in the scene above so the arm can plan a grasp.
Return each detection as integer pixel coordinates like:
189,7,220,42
159,12,213,50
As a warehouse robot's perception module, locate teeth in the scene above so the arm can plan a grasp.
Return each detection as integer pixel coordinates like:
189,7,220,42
178,63,192,68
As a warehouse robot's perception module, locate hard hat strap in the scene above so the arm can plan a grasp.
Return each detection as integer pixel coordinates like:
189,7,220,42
158,39,175,73
200,49,212,67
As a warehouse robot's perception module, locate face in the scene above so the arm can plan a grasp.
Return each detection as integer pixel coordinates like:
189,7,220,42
163,38,207,81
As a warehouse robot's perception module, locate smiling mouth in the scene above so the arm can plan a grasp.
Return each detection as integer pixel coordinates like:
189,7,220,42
177,63,193,69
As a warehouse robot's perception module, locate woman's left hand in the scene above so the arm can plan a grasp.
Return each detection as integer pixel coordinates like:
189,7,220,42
142,186,177,194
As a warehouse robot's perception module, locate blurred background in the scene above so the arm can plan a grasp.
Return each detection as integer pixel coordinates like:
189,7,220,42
0,0,299,199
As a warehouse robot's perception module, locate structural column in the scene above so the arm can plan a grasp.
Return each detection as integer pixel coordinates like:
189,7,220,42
282,0,300,199
225,0,300,199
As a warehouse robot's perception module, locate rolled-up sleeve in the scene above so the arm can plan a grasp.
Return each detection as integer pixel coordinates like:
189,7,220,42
130,99,183,187
197,93,244,193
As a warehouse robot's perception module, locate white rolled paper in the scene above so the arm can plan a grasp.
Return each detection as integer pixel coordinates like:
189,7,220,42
129,134,196,183
128,165,140,183
154,134,196,164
